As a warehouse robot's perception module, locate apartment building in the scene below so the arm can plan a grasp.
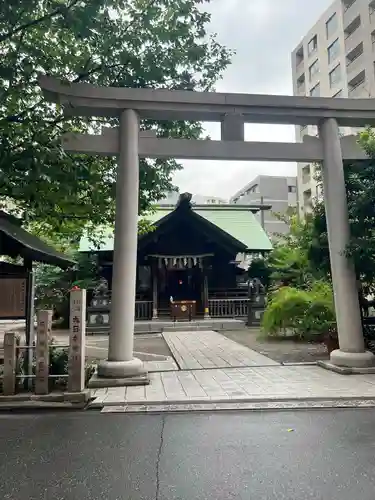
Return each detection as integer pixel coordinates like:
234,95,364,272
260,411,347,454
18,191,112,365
291,0,375,216
230,176,297,237
158,192,227,206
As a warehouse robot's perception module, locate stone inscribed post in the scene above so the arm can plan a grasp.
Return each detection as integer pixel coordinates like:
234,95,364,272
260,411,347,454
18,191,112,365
3,332,17,395
68,289,86,392
35,310,52,395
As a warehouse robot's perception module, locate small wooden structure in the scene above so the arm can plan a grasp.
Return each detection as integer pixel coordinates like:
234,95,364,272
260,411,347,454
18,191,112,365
0,210,75,374
171,300,196,322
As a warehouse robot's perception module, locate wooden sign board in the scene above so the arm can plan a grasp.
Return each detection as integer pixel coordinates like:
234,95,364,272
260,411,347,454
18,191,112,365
0,277,27,319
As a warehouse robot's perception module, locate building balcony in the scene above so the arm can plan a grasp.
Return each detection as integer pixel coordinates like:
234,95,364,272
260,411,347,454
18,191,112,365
302,174,311,184
295,60,305,78
344,26,363,54
348,81,367,97
344,13,361,42
346,52,365,78
348,69,367,97
343,1,359,27
296,82,306,96
301,164,311,185
370,1,375,24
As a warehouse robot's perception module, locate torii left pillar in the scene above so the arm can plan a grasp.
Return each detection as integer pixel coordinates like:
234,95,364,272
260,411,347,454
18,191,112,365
94,109,149,386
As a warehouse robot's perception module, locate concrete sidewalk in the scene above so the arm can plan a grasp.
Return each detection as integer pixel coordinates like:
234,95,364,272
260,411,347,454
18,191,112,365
89,364,375,411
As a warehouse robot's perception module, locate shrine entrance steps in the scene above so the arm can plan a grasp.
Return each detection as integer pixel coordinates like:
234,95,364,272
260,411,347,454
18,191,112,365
134,319,245,334
87,318,246,335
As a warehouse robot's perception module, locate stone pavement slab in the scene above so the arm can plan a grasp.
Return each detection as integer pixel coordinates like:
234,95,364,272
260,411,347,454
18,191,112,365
162,329,279,369
89,365,375,409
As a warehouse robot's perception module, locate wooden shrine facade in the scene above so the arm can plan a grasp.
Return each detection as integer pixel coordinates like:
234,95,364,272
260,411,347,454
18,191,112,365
84,194,272,327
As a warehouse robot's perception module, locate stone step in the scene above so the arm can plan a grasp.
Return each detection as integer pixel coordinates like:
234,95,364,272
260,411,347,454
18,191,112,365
87,319,246,335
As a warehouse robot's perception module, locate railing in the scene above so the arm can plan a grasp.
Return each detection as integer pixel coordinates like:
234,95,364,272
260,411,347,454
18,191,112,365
208,298,249,318
297,84,306,96
87,299,152,331
135,301,152,320
348,81,367,98
346,53,364,76
209,288,248,298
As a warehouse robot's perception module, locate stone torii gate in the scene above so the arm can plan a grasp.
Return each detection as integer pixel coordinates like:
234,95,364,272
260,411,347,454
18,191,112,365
39,76,375,384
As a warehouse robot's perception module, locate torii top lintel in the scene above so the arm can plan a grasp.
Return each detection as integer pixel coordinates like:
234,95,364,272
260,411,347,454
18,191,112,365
38,75,375,127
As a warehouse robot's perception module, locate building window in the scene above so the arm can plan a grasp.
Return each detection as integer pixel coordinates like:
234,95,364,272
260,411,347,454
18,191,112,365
308,35,318,55
288,185,297,193
329,64,342,88
326,13,338,39
327,39,340,64
309,59,319,81
310,83,320,97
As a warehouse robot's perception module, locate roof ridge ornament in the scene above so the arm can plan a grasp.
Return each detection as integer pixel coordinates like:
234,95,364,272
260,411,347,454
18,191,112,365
176,192,192,209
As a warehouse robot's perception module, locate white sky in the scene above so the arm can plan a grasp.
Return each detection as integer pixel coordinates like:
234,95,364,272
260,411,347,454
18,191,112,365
171,0,332,199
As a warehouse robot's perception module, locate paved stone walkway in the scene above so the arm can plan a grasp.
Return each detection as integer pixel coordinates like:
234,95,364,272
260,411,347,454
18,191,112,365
89,365,375,409
162,330,279,369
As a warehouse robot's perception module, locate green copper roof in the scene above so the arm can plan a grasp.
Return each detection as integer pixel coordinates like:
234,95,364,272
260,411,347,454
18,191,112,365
79,206,272,252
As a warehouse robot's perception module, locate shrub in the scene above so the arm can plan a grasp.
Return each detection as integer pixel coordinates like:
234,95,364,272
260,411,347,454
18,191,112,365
262,280,336,339
2,339,95,394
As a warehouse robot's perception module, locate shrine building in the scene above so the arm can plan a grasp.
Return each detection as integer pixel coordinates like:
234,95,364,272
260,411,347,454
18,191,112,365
80,194,272,330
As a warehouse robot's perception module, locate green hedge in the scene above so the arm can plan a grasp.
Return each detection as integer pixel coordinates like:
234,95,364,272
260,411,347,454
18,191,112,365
262,281,336,339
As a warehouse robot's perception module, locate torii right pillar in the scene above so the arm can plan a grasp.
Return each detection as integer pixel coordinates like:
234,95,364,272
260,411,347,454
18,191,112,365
319,118,374,369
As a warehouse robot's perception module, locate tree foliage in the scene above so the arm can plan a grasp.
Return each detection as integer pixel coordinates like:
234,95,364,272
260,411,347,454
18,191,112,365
265,213,322,289
308,129,375,291
262,281,335,339
34,251,99,311
262,131,375,338
0,0,232,241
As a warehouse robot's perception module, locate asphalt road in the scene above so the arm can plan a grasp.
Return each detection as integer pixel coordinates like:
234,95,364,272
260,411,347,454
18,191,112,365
1,409,375,499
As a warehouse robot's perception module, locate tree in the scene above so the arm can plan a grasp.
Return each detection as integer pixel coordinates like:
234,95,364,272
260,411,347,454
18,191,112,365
265,212,323,289
0,0,232,241
308,129,375,292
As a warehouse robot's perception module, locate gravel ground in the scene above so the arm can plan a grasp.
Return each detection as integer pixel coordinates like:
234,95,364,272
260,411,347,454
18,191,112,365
134,334,172,356
220,328,329,363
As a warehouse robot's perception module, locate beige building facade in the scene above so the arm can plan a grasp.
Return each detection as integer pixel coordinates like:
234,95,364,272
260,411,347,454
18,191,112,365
292,0,375,216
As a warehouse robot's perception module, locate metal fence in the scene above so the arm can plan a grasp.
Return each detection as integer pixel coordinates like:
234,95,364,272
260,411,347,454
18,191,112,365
208,298,250,318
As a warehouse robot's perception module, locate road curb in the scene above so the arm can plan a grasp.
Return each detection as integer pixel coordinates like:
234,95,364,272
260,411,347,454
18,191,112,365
99,398,375,413
88,396,375,412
